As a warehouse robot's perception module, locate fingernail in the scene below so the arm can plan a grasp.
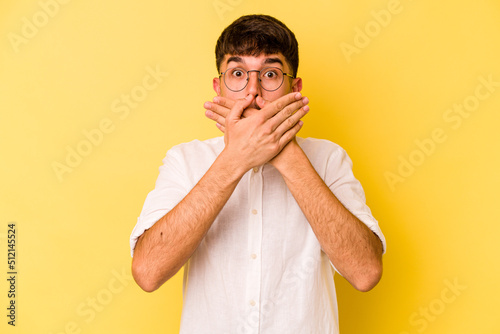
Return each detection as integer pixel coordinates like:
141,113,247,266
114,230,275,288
204,102,211,108
295,92,302,99
213,97,219,103
304,105,310,112
302,97,309,104
298,120,304,126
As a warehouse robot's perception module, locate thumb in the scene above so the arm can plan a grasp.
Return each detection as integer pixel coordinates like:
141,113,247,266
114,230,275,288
228,94,254,120
255,95,269,109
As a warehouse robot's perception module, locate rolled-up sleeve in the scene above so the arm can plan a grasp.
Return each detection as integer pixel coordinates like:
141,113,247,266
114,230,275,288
300,137,386,262
324,144,387,254
129,148,190,257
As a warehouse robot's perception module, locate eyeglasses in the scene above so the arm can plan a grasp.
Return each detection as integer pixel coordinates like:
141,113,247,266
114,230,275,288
219,67,296,92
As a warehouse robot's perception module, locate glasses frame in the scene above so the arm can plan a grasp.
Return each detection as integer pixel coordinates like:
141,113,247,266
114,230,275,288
219,66,296,92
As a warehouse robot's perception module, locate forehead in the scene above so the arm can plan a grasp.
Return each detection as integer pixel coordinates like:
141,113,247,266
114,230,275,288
221,53,288,70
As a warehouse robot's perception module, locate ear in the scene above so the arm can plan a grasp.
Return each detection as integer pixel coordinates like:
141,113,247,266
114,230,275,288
213,77,222,96
291,77,302,93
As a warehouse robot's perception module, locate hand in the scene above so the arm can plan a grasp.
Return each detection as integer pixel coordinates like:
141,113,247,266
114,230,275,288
204,93,309,134
204,93,309,172
203,96,260,134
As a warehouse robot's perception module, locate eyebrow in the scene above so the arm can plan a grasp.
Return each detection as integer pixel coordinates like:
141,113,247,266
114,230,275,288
263,57,283,66
226,56,244,65
225,56,284,67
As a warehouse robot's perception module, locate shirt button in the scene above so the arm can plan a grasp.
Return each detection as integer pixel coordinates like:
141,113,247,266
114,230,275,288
251,209,258,215
249,300,256,306
251,253,257,259
253,167,259,173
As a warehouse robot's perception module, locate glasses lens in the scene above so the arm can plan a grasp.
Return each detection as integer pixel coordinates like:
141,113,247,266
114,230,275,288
222,67,286,91
224,68,247,91
260,67,284,91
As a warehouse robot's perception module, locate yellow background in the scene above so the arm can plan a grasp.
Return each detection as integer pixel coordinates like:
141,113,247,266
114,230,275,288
1,0,499,333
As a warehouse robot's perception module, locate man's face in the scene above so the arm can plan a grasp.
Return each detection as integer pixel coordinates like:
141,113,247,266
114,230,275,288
213,53,302,107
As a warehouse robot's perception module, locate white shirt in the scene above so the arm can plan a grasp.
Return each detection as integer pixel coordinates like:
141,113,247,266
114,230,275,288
130,136,386,334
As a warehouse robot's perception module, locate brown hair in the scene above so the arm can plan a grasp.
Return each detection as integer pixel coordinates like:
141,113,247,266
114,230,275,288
215,15,299,77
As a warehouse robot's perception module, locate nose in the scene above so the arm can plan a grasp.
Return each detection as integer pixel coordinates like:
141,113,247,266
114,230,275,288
246,70,262,96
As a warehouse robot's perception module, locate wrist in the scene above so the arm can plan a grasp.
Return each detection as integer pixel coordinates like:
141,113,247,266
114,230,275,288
216,148,250,182
271,139,303,174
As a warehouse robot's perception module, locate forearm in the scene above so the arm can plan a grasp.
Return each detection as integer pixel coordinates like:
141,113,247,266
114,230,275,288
132,150,246,292
273,142,383,291
132,93,307,292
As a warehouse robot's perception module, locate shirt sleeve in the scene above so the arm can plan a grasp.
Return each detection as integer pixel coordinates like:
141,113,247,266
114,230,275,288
324,144,387,255
129,147,191,257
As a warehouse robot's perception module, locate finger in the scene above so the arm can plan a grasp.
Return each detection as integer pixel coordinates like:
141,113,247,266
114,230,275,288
213,96,236,109
242,107,260,118
204,101,231,119
215,122,226,133
262,92,303,119
227,94,254,121
256,95,268,109
277,120,304,150
205,109,227,127
270,96,309,131
208,101,258,119
274,104,309,136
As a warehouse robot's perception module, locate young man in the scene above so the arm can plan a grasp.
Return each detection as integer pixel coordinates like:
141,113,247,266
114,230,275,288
130,15,386,333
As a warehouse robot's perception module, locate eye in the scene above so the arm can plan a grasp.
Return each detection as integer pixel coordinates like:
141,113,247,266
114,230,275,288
230,68,245,78
262,69,279,79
